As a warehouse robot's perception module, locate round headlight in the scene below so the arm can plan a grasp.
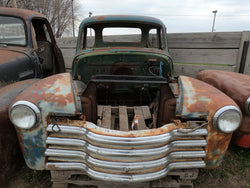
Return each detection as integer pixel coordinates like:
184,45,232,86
245,97,250,115
9,101,41,129
213,106,242,133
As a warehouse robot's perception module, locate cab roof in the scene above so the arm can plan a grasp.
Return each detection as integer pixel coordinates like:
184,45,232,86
0,7,46,20
80,15,166,28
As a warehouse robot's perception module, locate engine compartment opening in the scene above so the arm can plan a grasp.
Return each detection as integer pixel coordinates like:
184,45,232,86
80,75,176,130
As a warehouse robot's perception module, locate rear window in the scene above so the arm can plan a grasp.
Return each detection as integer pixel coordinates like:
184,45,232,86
103,27,141,43
0,16,26,46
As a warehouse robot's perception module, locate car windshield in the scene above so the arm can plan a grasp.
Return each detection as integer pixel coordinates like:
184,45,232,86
0,16,26,46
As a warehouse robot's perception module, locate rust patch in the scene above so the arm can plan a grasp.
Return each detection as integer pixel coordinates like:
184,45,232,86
64,119,186,138
181,76,236,116
13,73,75,107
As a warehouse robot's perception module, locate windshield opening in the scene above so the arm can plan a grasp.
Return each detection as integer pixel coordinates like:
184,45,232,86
81,23,165,49
0,16,26,46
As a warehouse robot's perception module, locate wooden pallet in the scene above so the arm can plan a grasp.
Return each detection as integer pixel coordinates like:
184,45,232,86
51,169,198,188
97,105,152,130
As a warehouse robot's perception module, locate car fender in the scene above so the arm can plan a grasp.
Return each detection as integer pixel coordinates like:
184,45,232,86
177,76,239,167
0,79,39,186
10,73,78,170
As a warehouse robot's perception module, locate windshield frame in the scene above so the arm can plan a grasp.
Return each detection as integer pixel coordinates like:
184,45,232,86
80,22,166,50
0,15,27,47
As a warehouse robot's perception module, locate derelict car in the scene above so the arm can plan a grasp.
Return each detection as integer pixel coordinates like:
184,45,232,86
0,7,65,86
5,15,242,187
197,70,250,148
0,7,65,186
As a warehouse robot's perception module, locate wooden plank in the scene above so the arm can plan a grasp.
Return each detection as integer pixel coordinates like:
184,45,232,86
111,115,115,130
173,64,237,78
97,105,104,117
168,32,242,49
134,107,148,130
236,31,250,74
97,105,103,126
102,106,111,129
169,49,238,66
119,106,129,131
141,106,151,119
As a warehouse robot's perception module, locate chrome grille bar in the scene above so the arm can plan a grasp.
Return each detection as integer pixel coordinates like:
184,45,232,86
47,122,208,149
46,161,206,183
46,148,206,173
46,137,206,161
46,121,208,183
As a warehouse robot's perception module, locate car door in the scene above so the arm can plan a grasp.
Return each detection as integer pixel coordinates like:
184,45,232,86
31,18,65,77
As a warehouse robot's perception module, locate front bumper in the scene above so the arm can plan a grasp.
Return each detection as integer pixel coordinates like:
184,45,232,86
45,121,208,183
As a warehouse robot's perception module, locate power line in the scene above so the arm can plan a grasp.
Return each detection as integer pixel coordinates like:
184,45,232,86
87,11,250,18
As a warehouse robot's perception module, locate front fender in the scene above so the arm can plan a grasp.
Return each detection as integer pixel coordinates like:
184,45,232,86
177,76,239,168
11,73,78,170
0,79,39,186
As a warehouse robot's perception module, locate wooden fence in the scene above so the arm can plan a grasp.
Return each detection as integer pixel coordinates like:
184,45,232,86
56,31,250,77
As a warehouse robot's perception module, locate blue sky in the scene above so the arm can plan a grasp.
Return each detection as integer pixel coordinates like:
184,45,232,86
77,0,250,33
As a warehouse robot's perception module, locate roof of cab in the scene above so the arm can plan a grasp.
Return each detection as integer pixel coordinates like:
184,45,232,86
79,15,166,28
0,7,46,20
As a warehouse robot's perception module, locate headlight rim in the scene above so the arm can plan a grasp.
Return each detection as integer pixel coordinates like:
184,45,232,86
9,100,41,129
213,105,242,133
245,97,250,115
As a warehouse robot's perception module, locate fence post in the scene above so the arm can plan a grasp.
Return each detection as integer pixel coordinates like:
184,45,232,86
236,31,250,75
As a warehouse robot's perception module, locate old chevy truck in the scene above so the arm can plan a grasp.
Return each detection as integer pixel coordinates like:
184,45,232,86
3,15,243,187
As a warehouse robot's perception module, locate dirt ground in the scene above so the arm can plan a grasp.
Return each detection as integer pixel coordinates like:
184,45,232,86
5,144,250,188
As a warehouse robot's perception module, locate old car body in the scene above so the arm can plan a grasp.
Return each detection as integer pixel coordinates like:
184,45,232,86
0,7,65,186
197,69,250,148
4,15,242,187
0,7,65,87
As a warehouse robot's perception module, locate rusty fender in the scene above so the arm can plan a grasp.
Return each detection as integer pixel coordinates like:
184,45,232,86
0,79,39,186
197,70,250,148
11,73,79,170
177,76,239,168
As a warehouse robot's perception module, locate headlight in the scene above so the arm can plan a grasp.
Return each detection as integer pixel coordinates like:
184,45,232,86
9,100,41,129
245,97,250,115
213,106,241,133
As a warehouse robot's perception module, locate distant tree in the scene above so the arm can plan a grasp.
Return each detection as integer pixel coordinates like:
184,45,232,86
2,0,79,38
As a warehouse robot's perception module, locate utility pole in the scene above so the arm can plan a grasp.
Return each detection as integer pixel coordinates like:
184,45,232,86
71,0,75,37
11,0,17,8
89,12,93,36
212,10,217,32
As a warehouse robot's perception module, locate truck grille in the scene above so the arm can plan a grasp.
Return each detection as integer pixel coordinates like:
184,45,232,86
45,121,208,183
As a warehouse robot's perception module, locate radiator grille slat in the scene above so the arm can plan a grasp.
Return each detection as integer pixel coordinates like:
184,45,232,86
45,122,208,183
